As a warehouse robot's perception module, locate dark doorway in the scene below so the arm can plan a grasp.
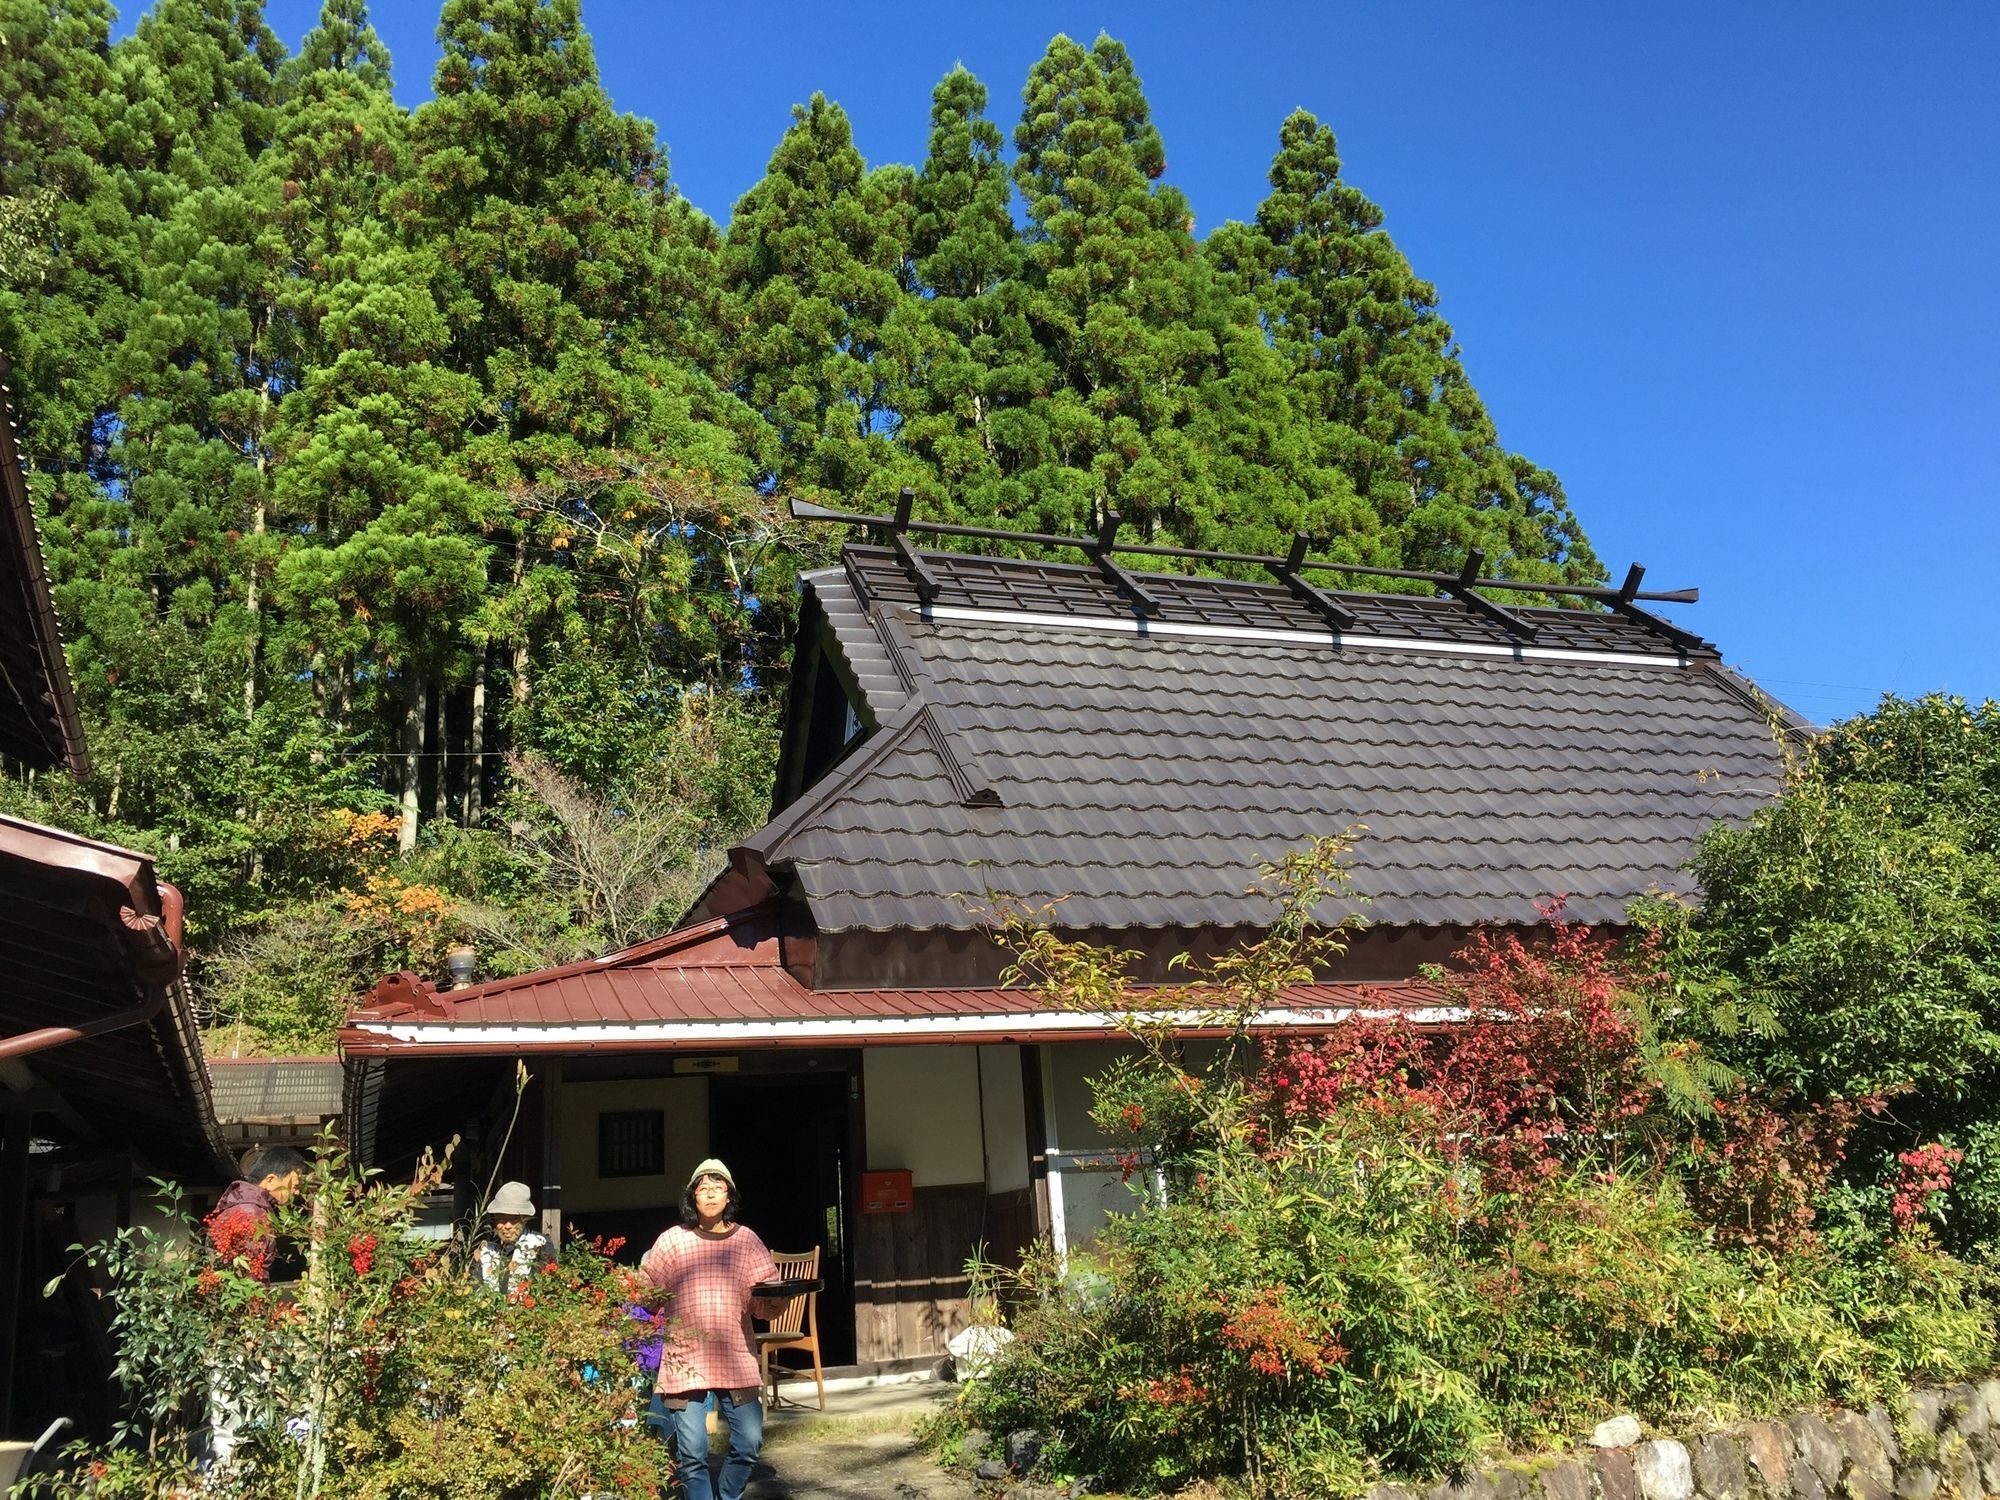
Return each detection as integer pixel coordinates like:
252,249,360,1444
708,1070,856,1366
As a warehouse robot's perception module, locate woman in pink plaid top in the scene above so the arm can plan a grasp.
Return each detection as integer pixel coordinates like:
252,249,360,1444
640,1158,788,1500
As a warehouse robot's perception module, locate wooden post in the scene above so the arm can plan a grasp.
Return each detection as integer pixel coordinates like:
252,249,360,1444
539,1058,564,1246
0,1108,34,1434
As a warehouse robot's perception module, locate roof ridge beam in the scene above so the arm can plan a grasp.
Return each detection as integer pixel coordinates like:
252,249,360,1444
790,497,1700,609
888,488,942,604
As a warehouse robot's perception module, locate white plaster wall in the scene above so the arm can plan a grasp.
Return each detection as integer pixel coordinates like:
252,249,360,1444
978,1045,1030,1194
557,1076,708,1213
862,1046,984,1187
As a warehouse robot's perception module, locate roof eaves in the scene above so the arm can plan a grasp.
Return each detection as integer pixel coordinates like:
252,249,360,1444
1695,662,1817,741
337,980,1460,1057
0,351,89,779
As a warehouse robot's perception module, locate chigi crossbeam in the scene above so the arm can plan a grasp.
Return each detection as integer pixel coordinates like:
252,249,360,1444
789,491,1702,652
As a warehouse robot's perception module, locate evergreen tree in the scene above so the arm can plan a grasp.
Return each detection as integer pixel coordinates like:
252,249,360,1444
1010,35,1221,543
0,0,128,480
22,2,394,919
99,0,284,216
267,0,486,842
1184,290,1396,567
724,92,914,505
887,66,1048,524
407,0,771,843
1207,110,1597,579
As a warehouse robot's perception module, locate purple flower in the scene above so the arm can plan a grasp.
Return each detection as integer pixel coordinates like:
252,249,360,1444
621,1301,666,1375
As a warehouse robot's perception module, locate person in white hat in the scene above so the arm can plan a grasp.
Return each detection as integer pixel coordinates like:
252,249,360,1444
638,1159,789,1500
470,1180,552,1295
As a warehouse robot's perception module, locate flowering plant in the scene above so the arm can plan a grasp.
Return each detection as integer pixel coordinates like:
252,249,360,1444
948,839,1993,1499
33,1133,665,1499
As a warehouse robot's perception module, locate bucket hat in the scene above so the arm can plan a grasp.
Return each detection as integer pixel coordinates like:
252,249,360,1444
687,1158,735,1190
486,1181,536,1218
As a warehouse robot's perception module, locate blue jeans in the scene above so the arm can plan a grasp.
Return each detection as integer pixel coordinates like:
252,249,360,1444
650,1390,763,1500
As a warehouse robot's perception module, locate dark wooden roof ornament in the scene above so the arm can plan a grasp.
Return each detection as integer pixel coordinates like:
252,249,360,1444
1441,548,1538,641
789,498,1705,651
888,488,942,604
1610,563,1708,653
1086,510,1164,617
1270,533,1360,632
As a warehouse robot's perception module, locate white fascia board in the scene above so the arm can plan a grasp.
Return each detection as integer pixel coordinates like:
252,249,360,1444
922,604,1687,671
349,1004,1471,1051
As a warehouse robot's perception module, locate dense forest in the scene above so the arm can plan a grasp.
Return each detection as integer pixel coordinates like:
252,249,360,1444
0,0,1600,1047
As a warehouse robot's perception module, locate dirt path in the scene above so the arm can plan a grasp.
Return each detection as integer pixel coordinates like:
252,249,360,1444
697,1382,981,1500
747,1427,979,1500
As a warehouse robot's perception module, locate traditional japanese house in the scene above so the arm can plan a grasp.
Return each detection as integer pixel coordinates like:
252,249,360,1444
0,353,233,1446
343,502,1803,1374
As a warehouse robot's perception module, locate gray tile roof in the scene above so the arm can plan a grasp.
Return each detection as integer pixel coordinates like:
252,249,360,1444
207,1059,344,1122
747,548,1798,935
801,565,908,722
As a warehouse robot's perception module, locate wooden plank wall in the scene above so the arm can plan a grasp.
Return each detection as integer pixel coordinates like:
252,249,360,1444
983,1187,1036,1271
851,1182,984,1363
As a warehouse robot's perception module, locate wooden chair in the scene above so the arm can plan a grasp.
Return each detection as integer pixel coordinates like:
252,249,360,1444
756,1247,825,1410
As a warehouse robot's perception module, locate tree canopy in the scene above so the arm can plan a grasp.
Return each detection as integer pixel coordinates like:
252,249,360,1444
2,6,1601,1046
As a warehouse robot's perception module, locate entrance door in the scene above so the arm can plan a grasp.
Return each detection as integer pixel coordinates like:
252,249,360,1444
707,1071,855,1366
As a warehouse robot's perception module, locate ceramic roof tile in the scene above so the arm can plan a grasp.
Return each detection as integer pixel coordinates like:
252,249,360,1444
760,550,1800,935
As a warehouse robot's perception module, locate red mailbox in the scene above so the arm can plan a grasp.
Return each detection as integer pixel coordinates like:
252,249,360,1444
860,1169,913,1214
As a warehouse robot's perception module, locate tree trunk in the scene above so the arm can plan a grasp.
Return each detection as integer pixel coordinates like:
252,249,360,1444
398,668,427,853
431,686,449,826
467,653,486,824
511,531,531,716
332,666,350,742
243,508,261,725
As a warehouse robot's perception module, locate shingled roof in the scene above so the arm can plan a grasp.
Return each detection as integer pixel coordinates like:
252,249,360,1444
714,543,1802,937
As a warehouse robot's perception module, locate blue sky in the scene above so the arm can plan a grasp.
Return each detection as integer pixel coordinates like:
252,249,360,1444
127,2,2000,723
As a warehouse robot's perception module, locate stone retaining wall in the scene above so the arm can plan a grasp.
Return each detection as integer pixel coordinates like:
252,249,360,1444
1365,1382,2000,1500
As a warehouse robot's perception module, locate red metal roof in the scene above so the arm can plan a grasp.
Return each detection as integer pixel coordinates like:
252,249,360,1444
340,905,1449,1057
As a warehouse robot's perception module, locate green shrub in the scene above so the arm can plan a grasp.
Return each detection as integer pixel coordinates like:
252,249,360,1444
948,839,1995,1497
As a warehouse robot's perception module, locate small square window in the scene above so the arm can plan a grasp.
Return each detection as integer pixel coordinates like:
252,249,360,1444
598,1109,664,1179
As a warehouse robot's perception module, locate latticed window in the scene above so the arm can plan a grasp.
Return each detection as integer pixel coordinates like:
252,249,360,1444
598,1109,664,1178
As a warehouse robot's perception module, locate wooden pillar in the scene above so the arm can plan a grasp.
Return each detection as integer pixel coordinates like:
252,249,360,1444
538,1058,564,1245
0,1108,34,1435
